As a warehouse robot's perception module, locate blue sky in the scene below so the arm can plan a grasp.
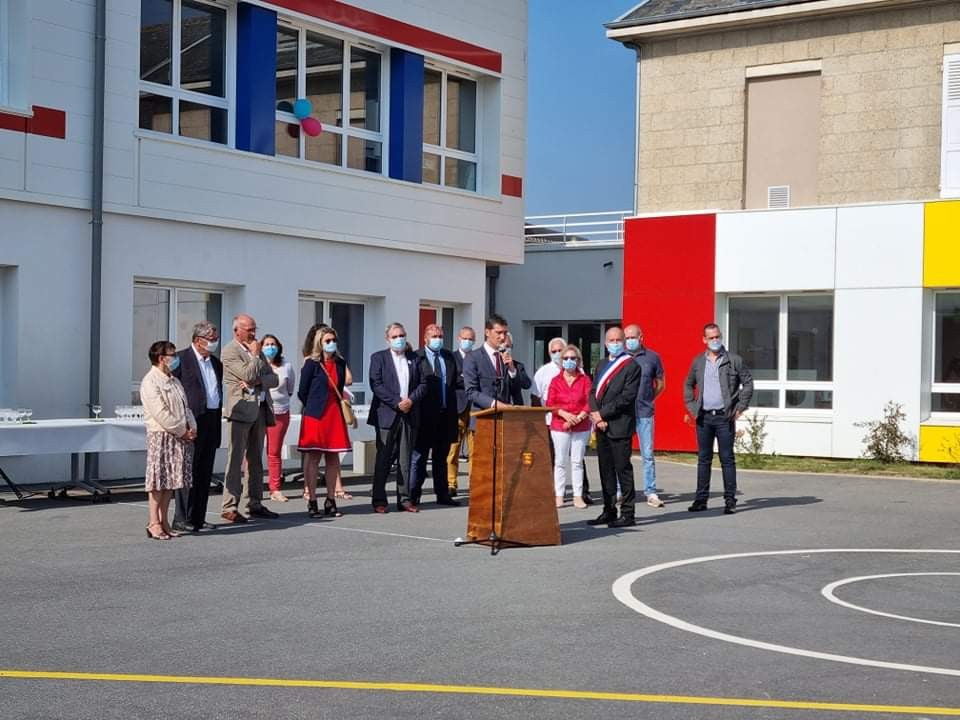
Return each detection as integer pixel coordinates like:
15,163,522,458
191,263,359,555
525,0,637,216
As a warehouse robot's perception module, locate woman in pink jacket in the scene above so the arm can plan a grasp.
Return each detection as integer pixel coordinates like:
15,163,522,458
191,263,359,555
546,345,592,509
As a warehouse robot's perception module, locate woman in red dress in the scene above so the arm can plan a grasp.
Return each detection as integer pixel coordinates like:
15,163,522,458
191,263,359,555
297,326,351,517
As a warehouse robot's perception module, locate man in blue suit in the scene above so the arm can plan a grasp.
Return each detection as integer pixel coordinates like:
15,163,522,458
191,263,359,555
463,314,517,410
368,322,427,512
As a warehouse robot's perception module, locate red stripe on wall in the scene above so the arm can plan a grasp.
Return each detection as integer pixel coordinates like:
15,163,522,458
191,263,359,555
268,0,502,73
0,106,66,139
501,174,522,197
622,214,716,452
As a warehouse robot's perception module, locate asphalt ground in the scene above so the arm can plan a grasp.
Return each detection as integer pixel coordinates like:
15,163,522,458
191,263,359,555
1,458,959,719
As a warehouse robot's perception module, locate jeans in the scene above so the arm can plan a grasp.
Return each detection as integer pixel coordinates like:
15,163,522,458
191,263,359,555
635,416,656,496
695,412,737,504
551,430,589,498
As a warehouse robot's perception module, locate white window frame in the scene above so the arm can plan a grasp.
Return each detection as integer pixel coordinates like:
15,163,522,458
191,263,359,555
131,282,224,392
138,0,235,146
275,19,385,174
931,289,960,415
422,62,480,192
726,292,835,412
940,52,960,199
298,292,369,401
0,0,8,107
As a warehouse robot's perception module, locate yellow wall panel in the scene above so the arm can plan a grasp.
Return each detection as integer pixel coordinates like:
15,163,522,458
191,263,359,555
923,201,960,287
919,425,960,463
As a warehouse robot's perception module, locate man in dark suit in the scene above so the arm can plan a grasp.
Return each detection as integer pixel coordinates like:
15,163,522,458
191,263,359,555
410,324,462,507
588,326,642,528
463,313,517,410
445,326,476,496
368,322,427,512
172,321,223,533
504,332,531,405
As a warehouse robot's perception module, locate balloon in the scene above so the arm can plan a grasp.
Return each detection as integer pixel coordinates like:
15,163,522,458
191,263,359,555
276,100,294,113
301,117,322,137
286,123,300,139
293,98,312,119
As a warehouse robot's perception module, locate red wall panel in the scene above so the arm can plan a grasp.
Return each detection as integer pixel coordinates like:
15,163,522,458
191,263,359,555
622,214,716,452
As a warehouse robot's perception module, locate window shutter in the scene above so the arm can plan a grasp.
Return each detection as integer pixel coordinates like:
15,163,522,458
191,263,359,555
941,54,960,198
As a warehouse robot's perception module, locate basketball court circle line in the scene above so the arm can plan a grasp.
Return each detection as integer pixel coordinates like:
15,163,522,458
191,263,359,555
612,548,960,678
3,669,960,716
821,572,960,629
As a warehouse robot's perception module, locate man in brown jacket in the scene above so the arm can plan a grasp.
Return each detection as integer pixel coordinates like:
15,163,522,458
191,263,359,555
221,313,279,522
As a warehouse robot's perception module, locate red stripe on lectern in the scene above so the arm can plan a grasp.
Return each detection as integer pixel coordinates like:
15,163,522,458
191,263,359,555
0,106,66,139
268,0,502,73
622,213,716,452
501,175,523,197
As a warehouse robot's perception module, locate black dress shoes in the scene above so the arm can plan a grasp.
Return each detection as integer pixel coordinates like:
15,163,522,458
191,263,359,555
688,501,708,512
171,520,195,533
249,506,279,519
587,512,615,526
723,503,737,515
437,498,460,506
608,516,636,528
192,522,216,532
581,494,595,506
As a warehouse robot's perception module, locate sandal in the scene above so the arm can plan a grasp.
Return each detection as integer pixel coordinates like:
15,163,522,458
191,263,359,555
270,491,289,503
335,490,353,500
324,497,344,518
145,523,171,541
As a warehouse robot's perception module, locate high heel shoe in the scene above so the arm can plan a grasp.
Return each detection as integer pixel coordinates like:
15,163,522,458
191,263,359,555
307,499,322,518
145,523,170,540
324,497,343,518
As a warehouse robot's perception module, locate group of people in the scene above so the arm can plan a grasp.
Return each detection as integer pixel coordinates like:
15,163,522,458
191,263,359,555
138,309,754,539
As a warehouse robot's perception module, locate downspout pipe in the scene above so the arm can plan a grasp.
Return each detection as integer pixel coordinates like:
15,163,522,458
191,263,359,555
627,42,641,215
87,0,106,479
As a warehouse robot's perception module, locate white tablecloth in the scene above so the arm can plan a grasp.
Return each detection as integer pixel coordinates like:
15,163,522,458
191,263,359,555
0,409,374,458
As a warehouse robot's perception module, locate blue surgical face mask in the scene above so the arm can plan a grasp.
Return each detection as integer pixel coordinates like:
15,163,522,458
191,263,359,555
262,345,278,360
323,341,337,354
606,342,624,357
459,338,474,352
390,336,406,352
167,355,181,372
707,339,723,353
428,337,443,351
561,358,577,371
625,338,641,352
550,351,562,365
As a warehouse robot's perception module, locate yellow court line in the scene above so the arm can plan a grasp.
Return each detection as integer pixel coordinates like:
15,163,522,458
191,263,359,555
3,670,960,716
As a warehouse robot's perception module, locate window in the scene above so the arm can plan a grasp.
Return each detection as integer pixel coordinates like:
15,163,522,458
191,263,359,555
298,294,367,402
423,65,478,191
941,53,960,198
132,284,222,385
744,72,821,209
275,24,383,174
531,321,620,377
727,293,834,409
0,0,28,110
0,0,8,106
418,304,456,350
533,325,563,366
139,0,229,144
933,291,960,412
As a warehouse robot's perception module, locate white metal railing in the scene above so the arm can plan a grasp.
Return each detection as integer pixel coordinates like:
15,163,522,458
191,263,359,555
524,210,632,245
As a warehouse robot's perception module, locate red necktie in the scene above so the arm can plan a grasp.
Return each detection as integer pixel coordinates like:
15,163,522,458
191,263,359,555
495,351,504,378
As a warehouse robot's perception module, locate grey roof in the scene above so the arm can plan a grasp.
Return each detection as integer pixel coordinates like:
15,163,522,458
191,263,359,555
606,0,821,29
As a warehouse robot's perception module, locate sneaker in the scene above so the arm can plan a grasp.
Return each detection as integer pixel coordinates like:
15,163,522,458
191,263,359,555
646,493,664,508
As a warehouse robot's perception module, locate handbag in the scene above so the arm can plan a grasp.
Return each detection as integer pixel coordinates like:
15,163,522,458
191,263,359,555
321,360,357,428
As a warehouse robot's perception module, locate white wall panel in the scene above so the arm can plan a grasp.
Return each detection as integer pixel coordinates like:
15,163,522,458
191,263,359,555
835,203,924,289
0,134,25,191
832,287,923,459
751,417,833,457
716,208,837,291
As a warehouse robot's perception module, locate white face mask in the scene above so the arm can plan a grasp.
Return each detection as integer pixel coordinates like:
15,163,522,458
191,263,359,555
204,339,219,353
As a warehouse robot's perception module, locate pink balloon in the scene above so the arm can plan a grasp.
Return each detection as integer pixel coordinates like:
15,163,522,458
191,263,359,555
301,117,322,137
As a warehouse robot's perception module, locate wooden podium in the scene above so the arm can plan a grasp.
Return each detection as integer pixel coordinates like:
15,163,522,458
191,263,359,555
458,406,561,554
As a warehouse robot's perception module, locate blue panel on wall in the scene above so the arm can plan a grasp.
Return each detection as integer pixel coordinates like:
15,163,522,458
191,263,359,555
236,3,277,156
389,48,424,183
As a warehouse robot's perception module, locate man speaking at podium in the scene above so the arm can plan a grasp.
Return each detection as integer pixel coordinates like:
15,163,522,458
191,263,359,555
463,314,516,411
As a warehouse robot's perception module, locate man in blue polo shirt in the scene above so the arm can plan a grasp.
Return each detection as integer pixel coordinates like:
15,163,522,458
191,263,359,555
624,324,665,508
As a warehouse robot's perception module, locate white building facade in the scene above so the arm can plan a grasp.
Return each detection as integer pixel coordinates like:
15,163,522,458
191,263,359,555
0,0,527,481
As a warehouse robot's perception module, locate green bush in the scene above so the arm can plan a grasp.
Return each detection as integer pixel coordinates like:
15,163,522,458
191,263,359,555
735,411,769,468
855,402,915,464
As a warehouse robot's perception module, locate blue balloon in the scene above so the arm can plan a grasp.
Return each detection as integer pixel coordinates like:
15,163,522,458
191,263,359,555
293,98,312,119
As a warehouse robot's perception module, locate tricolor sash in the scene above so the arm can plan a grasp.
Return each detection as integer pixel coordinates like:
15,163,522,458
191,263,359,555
594,354,632,400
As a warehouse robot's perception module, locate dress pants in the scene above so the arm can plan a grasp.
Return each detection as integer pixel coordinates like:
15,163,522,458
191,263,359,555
695,411,737,504
221,402,268,515
551,430,588,497
265,411,291,492
548,430,592,498
596,431,635,519
411,427,454,505
372,415,415,508
446,408,473,489
174,409,219,527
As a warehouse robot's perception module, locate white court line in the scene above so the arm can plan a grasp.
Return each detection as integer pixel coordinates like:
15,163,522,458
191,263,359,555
821,573,960,629
115,501,453,544
612,549,960,678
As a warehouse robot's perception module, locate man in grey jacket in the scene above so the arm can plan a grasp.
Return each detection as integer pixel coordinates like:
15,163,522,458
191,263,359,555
682,323,753,514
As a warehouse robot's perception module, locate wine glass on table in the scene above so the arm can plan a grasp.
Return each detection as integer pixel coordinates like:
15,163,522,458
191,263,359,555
92,404,102,422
